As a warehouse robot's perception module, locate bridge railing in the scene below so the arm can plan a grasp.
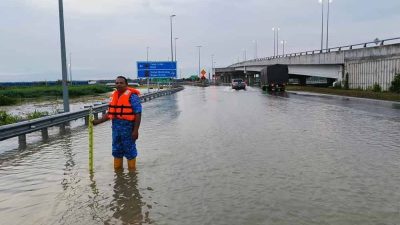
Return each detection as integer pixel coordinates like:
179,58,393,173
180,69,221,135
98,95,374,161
230,37,400,66
0,87,184,148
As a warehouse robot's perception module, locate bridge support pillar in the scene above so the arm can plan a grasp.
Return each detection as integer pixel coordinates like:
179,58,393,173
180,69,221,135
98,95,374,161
299,77,307,86
18,135,27,149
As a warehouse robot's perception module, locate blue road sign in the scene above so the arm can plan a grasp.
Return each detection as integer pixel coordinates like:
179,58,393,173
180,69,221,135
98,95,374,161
137,69,177,78
137,61,177,78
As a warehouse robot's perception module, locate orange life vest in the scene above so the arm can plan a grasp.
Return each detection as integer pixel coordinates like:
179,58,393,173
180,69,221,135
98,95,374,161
108,87,141,121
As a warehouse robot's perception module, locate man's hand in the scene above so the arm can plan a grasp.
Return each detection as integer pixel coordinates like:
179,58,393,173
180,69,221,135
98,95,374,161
132,130,139,140
92,113,109,125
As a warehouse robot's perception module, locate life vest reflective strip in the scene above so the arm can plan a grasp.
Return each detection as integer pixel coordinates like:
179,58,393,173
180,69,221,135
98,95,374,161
108,87,140,121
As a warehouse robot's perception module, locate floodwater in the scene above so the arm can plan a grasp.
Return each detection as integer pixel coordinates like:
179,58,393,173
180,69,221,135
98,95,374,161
0,86,399,225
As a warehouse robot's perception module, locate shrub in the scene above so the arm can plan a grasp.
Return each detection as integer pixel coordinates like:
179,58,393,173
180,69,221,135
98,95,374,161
355,86,364,91
389,74,400,93
26,110,49,120
0,111,21,126
0,95,17,106
372,83,382,92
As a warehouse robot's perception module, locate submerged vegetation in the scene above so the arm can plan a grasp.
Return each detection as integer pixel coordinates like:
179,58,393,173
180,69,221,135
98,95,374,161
0,110,50,126
0,85,113,106
0,111,21,126
286,85,400,102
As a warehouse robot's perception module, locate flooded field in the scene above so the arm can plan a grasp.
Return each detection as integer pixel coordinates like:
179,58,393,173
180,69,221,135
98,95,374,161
0,86,399,225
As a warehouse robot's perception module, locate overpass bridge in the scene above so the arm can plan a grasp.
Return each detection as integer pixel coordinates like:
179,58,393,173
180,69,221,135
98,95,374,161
215,37,400,90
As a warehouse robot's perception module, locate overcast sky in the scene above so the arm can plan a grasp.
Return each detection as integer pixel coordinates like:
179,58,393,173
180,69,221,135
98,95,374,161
0,0,399,81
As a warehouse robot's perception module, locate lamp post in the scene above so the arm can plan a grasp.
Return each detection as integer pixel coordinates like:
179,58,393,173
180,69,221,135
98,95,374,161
58,0,69,112
243,49,247,61
146,46,150,92
319,0,324,51
174,37,178,61
276,27,280,56
272,28,276,57
253,40,258,59
326,0,332,50
196,46,202,77
210,54,214,80
170,14,176,62
281,40,287,56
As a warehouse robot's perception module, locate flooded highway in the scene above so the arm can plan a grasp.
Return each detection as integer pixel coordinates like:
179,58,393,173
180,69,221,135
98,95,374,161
1,86,399,225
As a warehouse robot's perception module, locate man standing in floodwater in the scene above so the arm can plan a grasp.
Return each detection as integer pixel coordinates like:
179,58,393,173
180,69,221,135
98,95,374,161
93,76,142,171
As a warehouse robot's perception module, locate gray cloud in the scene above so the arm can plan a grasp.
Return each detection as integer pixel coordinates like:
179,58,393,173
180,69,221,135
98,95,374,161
0,0,399,81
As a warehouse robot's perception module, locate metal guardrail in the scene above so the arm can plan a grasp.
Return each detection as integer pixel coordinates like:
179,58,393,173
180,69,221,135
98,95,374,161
0,87,184,146
229,37,400,67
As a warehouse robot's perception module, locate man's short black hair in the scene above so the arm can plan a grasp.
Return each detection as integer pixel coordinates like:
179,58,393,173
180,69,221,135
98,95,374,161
116,76,128,84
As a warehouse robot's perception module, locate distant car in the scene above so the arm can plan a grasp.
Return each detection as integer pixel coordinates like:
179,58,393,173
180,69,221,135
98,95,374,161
231,79,246,90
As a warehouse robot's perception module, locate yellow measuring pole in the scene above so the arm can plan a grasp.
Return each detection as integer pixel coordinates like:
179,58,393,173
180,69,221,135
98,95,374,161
89,107,94,171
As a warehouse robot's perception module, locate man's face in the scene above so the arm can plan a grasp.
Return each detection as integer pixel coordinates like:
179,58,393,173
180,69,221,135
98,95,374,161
115,78,127,92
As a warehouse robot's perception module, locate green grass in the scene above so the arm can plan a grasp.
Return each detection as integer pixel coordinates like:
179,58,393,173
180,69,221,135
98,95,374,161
286,85,400,102
0,111,21,126
0,110,50,126
0,95,17,106
0,85,113,106
26,110,49,120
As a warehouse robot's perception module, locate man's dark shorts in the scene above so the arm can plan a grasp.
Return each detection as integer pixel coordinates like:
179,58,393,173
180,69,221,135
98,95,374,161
112,119,137,160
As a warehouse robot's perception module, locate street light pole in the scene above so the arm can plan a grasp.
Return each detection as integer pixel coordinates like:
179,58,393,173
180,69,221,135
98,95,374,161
319,0,324,51
211,54,214,80
281,40,287,55
146,46,150,93
253,40,258,59
170,14,176,62
276,28,280,56
146,46,149,61
326,0,332,50
174,37,178,61
196,46,202,77
272,28,276,57
58,0,69,112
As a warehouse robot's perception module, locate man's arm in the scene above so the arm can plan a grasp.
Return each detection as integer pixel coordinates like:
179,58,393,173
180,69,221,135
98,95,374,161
132,113,141,140
92,113,109,125
130,93,142,140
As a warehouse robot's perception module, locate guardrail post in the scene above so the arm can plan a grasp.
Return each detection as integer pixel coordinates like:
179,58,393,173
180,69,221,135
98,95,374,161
18,135,27,148
60,123,66,134
41,128,49,140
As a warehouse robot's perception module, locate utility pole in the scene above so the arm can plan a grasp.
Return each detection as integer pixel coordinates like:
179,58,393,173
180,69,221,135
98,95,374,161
170,15,176,62
174,37,178,61
319,0,324,51
196,46,202,77
58,0,69,112
326,0,332,50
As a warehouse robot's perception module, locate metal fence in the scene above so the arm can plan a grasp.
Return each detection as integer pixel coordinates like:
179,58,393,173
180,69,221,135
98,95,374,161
230,37,400,67
0,87,184,148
